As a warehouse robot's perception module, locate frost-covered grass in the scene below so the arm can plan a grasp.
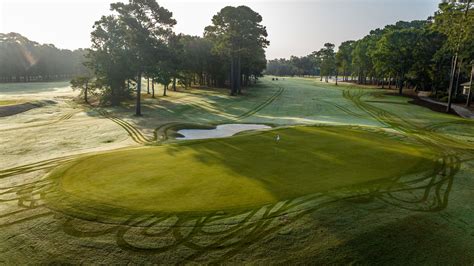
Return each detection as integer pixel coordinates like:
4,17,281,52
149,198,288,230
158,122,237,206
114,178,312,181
1,77,474,264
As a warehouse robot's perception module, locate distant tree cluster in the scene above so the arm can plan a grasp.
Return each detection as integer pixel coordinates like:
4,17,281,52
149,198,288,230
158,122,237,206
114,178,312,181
267,1,473,97
77,0,269,113
266,56,319,77
0,33,88,82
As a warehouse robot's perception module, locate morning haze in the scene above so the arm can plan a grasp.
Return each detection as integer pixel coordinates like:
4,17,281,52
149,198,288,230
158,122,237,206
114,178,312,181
0,0,438,58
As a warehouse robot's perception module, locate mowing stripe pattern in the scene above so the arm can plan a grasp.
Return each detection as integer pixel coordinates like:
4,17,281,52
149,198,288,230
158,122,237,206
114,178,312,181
1,81,472,263
0,111,79,132
234,87,284,120
98,110,152,144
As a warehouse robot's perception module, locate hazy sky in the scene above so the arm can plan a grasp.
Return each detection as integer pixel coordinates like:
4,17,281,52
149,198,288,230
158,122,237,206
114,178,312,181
0,0,439,59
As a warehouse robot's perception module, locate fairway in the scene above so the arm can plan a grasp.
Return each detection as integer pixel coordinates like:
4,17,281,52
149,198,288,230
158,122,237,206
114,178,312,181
47,126,436,215
1,77,473,264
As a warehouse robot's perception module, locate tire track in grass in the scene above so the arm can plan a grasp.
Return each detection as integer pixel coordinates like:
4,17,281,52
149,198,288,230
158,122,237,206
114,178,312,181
152,87,284,143
234,87,284,121
90,86,283,145
0,90,467,263
343,89,474,151
320,99,366,119
0,84,469,264
173,97,223,115
0,110,79,132
423,119,474,133
153,122,183,142
0,155,77,180
339,89,467,218
97,110,152,144
171,86,284,121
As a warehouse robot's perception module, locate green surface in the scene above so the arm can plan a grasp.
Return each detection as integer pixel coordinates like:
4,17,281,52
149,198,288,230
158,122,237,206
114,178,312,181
1,77,474,264
47,126,436,214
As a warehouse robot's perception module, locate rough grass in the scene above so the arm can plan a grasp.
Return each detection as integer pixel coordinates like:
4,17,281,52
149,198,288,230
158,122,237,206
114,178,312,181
48,126,436,215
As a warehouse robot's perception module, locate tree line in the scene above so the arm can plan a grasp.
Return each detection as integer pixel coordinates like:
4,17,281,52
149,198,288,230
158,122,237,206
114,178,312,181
72,0,268,115
0,33,88,82
266,1,473,98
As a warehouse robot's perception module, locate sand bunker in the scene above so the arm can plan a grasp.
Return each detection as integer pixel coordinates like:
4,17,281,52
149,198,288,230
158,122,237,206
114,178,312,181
176,123,271,140
0,100,56,117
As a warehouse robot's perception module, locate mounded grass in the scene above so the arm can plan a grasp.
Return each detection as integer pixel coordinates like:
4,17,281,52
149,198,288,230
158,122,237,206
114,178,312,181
47,125,437,216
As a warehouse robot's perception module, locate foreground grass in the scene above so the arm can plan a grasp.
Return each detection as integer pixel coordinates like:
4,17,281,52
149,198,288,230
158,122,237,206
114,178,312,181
48,125,436,215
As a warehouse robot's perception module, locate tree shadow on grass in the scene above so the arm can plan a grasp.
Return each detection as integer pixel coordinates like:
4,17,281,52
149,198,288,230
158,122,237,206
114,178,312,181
0,145,464,263
159,125,441,205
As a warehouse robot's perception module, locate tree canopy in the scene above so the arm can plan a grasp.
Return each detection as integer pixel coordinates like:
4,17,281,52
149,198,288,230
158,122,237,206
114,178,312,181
266,1,473,98
205,6,269,95
80,1,269,112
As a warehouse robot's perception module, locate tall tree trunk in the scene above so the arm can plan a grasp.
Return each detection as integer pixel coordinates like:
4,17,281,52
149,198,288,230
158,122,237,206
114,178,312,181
237,54,242,94
454,58,463,98
136,73,142,116
447,55,458,112
448,0,471,111
230,56,236,95
163,84,168,96
173,77,177,91
84,82,88,103
152,78,155,98
388,76,392,89
335,71,338,86
398,74,404,95
466,64,473,107
147,78,150,94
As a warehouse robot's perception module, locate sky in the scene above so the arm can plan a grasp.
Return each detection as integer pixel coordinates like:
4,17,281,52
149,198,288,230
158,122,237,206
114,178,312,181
0,0,440,59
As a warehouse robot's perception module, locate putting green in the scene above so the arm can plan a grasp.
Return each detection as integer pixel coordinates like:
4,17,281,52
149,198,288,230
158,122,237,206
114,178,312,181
47,126,437,215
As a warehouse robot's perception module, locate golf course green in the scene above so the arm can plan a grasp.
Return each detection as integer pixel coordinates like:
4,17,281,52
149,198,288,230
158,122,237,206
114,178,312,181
47,126,437,215
2,77,473,264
